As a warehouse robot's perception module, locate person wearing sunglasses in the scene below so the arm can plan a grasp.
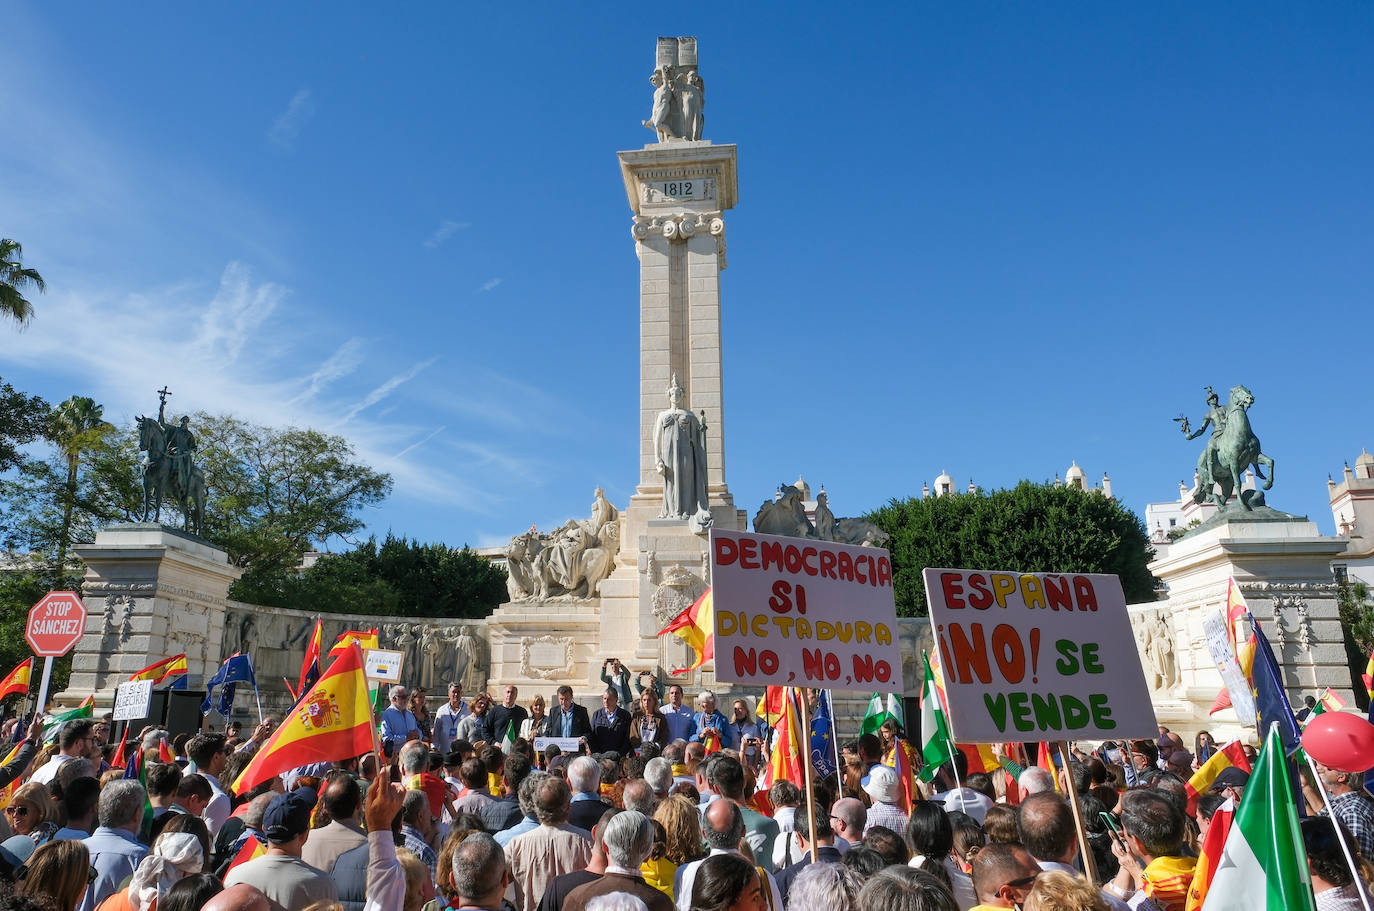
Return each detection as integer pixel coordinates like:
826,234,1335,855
4,783,59,846
969,842,1042,910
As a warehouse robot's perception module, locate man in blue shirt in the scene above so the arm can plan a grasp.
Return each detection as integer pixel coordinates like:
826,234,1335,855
380,685,421,751
81,780,150,911
662,684,696,744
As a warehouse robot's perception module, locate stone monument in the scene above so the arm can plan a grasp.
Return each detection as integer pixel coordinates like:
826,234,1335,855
486,37,746,692
1137,383,1353,740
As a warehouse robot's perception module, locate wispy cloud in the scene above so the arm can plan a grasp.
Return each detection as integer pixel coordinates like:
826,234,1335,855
479,277,503,292
295,338,365,403
340,358,439,424
423,219,470,249
191,262,287,362
268,89,316,150
391,425,447,461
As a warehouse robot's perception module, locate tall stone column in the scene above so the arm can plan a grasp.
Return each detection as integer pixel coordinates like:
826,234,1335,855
62,524,240,707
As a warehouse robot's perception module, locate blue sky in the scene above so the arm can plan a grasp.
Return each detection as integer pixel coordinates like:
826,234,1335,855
2,3,1371,550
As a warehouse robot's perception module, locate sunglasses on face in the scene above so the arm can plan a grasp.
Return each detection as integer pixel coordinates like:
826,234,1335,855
4,805,29,818
1006,873,1040,889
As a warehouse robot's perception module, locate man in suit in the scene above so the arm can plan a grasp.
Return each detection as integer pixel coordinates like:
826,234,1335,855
546,685,592,750
590,689,632,756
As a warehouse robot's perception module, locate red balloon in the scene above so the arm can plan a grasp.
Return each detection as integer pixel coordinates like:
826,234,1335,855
1302,712,1374,772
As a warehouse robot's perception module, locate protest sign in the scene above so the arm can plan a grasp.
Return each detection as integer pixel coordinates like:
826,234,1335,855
364,648,404,682
922,568,1157,743
113,679,153,722
710,529,901,691
1203,610,1257,722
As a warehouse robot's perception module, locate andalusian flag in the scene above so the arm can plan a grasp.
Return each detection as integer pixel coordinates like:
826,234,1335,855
657,588,713,674
500,719,517,754
1185,798,1234,911
1199,725,1314,911
298,618,324,696
918,653,953,782
860,693,887,737
329,628,378,660
42,695,94,742
232,643,377,794
0,659,33,701
129,654,189,687
1184,740,1252,814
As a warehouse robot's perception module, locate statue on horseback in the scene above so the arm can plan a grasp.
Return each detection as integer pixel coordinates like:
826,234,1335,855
136,387,207,535
1176,384,1275,510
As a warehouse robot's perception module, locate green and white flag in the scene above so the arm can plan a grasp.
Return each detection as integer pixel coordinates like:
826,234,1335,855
500,719,517,754
886,692,906,731
42,699,94,743
1200,723,1315,911
860,692,887,737
918,652,953,782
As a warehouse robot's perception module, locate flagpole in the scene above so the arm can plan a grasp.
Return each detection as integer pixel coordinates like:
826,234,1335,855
1056,740,1099,884
827,690,843,792
796,688,818,863
1304,751,1374,911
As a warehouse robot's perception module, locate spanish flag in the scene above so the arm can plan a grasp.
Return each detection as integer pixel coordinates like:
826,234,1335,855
232,643,377,795
0,659,32,701
0,741,28,809
760,687,805,791
329,628,378,660
129,654,188,686
1184,739,1252,815
225,837,267,872
298,618,323,695
658,588,712,675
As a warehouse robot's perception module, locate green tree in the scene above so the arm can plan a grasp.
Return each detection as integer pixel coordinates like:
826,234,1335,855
47,397,113,584
869,481,1158,616
0,378,49,474
0,239,45,327
190,413,393,574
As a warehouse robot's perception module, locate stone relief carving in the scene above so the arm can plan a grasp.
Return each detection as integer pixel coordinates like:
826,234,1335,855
1130,609,1180,692
650,566,709,627
505,487,620,601
519,635,575,681
752,484,890,548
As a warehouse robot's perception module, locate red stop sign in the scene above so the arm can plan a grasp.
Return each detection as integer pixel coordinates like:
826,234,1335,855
26,592,88,657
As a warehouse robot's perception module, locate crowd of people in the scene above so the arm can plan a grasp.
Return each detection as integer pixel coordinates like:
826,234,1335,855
0,677,1368,911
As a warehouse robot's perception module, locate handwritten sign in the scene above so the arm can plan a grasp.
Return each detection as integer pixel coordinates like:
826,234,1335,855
364,649,404,682
923,568,1157,743
113,680,154,722
1204,610,1256,722
710,529,901,692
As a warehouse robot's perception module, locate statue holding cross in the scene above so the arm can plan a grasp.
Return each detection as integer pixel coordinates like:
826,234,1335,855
135,386,207,535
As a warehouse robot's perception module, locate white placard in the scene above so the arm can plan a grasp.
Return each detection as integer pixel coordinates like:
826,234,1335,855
533,737,583,753
364,648,404,682
1203,609,1257,722
113,680,154,722
923,568,1158,743
709,529,902,692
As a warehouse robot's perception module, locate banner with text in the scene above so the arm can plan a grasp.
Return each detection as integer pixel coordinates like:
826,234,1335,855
710,529,901,691
923,568,1157,743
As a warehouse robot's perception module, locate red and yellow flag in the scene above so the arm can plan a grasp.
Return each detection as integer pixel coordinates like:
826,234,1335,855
129,654,188,686
758,686,787,726
232,643,377,794
0,659,33,701
298,619,324,695
329,628,378,659
892,738,918,813
1184,797,1234,911
1184,739,1251,814
762,687,805,790
0,741,27,809
1037,742,1061,793
658,588,713,675
225,837,267,872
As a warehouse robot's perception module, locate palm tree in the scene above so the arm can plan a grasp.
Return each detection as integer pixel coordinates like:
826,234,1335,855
49,396,113,584
0,239,46,327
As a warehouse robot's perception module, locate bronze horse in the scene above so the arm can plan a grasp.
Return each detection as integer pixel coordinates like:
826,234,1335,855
136,415,207,534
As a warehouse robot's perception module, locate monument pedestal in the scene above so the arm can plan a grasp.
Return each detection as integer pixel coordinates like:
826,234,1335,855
63,524,240,708
1141,513,1351,741
485,599,601,691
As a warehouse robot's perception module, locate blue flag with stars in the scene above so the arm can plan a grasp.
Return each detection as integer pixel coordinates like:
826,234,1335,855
810,689,837,778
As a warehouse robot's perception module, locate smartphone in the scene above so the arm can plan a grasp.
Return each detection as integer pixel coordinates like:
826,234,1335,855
1099,811,1124,841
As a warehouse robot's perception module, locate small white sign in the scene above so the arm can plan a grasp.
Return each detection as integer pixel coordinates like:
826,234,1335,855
364,648,404,682
533,737,583,753
113,680,154,722
1204,610,1257,723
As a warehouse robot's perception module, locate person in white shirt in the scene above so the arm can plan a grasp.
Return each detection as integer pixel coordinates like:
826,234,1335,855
186,733,232,837
31,719,98,785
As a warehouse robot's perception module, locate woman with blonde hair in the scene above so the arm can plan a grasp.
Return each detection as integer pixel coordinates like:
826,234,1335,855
654,795,706,866
22,839,92,911
395,847,439,911
1024,870,1109,911
5,782,59,846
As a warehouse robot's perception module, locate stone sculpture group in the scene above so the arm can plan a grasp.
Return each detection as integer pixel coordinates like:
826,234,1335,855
504,487,620,601
642,40,705,142
753,483,891,548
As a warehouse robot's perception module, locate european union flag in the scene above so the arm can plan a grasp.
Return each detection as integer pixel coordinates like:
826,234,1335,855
202,654,258,716
1250,615,1302,756
810,689,837,778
